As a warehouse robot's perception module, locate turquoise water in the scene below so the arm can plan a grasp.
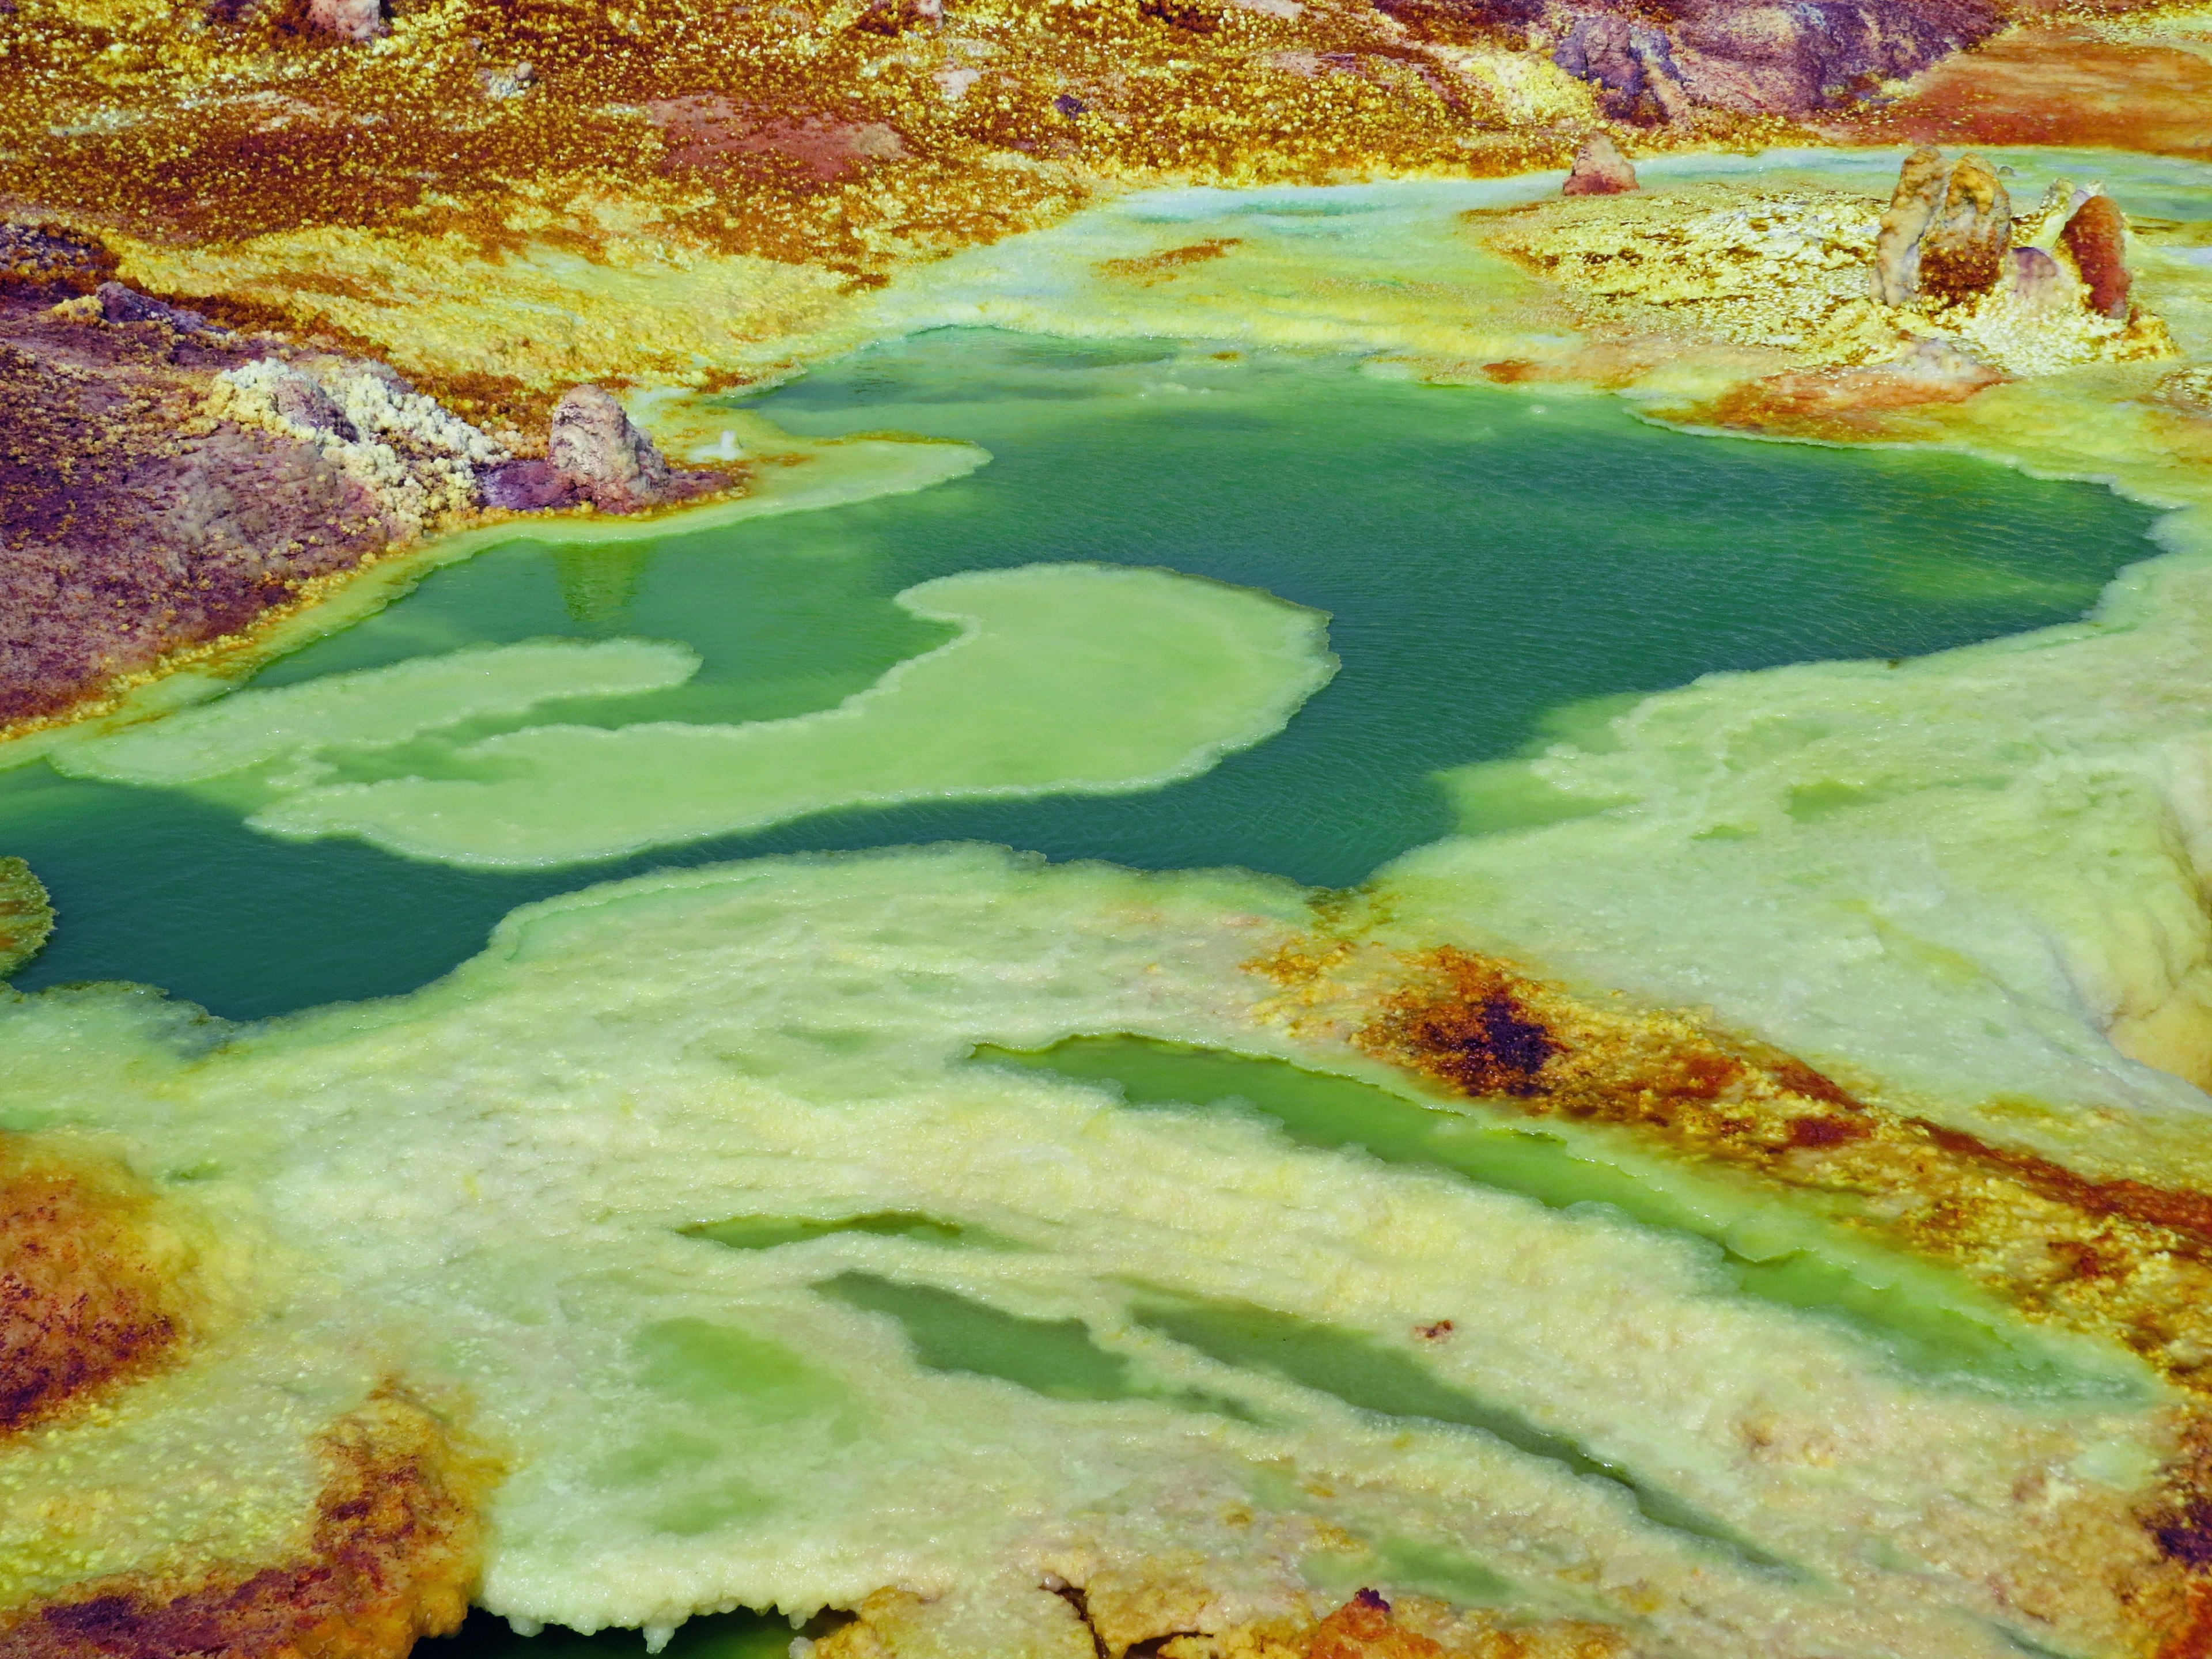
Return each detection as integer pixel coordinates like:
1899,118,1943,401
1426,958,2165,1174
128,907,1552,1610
0,331,2160,1017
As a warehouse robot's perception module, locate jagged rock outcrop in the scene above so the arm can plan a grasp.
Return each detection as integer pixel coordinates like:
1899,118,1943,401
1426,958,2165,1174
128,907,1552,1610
2,250,740,726
1873,146,1949,306
1918,153,2010,304
481,384,728,516
206,354,506,536
93,281,215,332
549,385,678,513
1873,148,2010,306
1562,133,1636,196
1407,0,2002,125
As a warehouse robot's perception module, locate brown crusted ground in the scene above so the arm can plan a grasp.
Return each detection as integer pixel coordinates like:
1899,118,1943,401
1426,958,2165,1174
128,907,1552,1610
0,0,1580,368
1277,941,2212,1393
0,1134,192,1436
817,1584,1627,1659
0,1388,491,1659
1822,23,2212,160
0,285,390,725
1297,1591,1622,1659
0,0,2101,418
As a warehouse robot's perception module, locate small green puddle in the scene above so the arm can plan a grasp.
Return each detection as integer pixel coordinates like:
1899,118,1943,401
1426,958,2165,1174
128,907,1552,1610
630,1318,848,1424
820,1272,1140,1402
1304,1537,1517,1609
819,1271,1250,1419
1136,1298,1781,1567
975,1037,2142,1404
683,1211,993,1251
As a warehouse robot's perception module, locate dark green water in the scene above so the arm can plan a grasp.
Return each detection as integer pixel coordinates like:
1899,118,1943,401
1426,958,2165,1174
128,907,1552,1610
1,329,2160,1018
976,1037,2135,1403
430,1609,797,1659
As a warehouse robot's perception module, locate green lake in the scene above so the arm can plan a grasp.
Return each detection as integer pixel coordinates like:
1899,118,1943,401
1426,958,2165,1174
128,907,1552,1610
1,328,2161,1018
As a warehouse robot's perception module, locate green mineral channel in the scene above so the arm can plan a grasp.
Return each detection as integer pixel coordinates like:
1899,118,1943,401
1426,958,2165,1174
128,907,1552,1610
974,1036,2143,1404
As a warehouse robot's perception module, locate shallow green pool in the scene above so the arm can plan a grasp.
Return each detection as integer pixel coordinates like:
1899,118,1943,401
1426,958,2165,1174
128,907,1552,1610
1,329,2160,1017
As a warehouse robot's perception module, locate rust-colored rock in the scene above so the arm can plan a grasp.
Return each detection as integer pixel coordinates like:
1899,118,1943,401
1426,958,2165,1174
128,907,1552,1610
1916,152,2010,304
1,1389,491,1659
1561,133,1636,196
0,1137,190,1435
2062,192,2132,320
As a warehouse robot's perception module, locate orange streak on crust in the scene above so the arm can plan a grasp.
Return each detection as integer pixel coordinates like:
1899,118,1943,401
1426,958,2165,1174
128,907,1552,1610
2158,1583,2212,1659
1241,938,2212,1608
2,1389,492,1659
1096,238,1244,282
1307,1595,1449,1659
1295,1592,1627,1659
0,1138,190,1435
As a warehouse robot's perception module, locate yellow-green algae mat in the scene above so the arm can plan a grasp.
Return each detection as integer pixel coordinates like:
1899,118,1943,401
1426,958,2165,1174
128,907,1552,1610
0,841,2199,1659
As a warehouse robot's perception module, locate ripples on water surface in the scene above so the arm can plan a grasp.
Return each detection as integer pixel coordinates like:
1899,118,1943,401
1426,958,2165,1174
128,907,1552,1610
3,329,2160,1017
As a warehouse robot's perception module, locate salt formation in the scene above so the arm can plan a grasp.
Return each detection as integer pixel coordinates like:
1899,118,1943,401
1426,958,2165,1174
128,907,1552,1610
1863,149,2166,371
2061,191,2133,319
1481,151,2176,390
1560,134,1635,197
1873,148,2011,306
547,384,721,513
480,386,730,514
206,355,508,539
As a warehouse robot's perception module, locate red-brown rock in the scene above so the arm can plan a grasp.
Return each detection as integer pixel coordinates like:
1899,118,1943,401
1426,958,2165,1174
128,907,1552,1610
1562,133,1637,195
547,385,728,514
2061,192,2131,320
1917,153,2011,304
